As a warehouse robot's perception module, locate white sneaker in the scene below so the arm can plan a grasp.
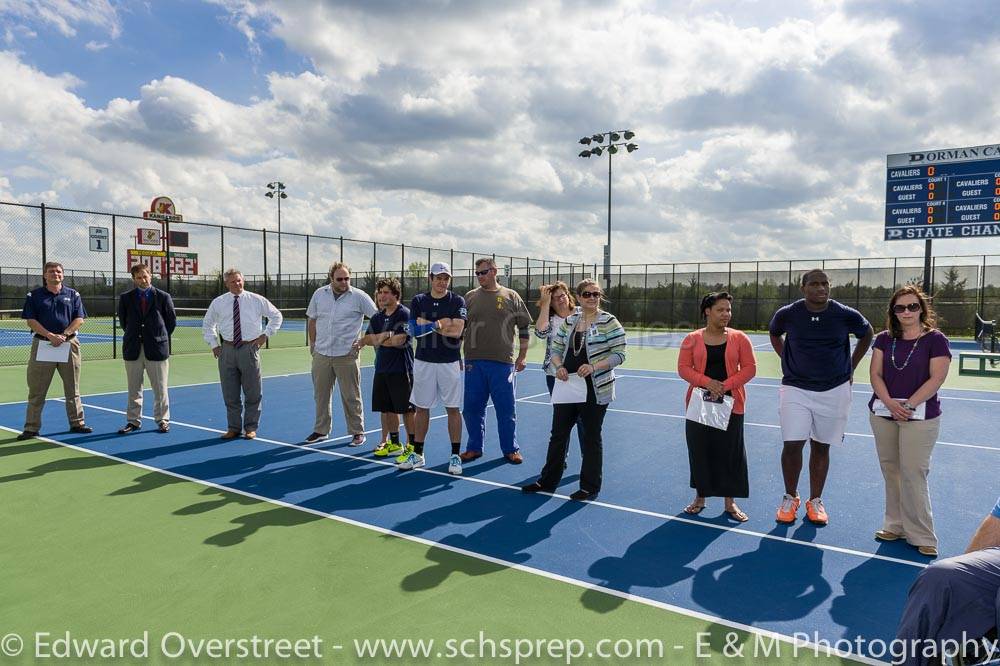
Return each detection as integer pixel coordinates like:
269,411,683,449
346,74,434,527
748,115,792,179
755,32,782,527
448,454,462,476
398,452,425,470
349,433,367,447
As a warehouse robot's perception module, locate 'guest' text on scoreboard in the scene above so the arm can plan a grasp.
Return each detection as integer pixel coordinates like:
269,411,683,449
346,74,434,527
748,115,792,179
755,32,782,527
885,143,1000,240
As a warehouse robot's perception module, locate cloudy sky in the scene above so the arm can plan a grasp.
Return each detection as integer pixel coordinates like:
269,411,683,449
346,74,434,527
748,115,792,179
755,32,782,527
2,0,1000,271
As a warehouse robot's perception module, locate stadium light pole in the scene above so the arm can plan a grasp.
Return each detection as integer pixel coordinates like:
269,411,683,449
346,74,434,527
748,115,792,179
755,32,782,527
264,181,287,279
578,130,638,293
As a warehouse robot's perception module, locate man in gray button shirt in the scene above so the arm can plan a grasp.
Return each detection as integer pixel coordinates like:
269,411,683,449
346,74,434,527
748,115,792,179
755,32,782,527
305,262,378,445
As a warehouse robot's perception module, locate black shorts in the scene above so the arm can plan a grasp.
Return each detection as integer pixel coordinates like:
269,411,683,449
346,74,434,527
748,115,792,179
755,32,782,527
372,372,414,414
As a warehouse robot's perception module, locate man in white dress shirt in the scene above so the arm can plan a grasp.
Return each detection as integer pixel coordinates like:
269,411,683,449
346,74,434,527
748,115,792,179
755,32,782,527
202,268,283,440
304,261,378,445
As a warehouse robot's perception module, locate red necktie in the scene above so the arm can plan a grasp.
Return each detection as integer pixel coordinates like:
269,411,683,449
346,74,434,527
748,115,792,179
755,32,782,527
140,291,149,314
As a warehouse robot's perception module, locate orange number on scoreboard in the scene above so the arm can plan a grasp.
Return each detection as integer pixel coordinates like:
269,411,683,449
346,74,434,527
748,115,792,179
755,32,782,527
927,167,936,176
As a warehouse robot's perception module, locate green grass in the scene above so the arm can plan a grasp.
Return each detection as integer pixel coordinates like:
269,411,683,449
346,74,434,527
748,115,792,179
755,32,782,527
9,329,990,663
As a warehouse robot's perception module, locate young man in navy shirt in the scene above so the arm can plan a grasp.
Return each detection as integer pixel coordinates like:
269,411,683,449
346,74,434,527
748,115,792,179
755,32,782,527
353,277,414,458
18,261,92,439
769,269,873,525
399,263,466,474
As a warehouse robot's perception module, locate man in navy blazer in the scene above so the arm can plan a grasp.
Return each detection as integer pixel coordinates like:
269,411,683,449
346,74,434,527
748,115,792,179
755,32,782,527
117,263,177,433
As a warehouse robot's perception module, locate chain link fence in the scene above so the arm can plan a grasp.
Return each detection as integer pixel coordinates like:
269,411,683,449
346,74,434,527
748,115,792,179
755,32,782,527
3,200,997,366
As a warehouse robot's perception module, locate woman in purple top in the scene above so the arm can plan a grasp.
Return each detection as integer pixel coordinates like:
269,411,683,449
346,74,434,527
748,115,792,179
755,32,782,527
868,285,951,557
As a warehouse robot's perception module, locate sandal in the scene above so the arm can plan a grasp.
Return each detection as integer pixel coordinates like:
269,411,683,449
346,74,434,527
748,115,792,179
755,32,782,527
683,502,706,515
725,506,749,523
917,545,938,557
874,530,903,542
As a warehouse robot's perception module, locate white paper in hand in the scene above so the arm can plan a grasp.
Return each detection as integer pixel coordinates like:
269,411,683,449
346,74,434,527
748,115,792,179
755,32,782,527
872,398,926,420
551,373,588,404
36,341,71,363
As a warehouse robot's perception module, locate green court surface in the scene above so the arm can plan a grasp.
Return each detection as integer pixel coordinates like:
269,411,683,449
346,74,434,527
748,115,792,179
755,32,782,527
0,341,880,665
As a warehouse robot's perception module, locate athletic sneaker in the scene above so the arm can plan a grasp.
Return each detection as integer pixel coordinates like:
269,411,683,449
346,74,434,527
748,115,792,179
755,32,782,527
349,433,367,447
447,454,462,476
775,494,801,524
398,451,425,470
374,440,404,457
394,444,414,464
805,498,828,525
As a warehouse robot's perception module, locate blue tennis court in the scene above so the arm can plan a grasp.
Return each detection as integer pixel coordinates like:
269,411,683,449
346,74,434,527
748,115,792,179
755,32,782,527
1,363,996,662
0,329,115,347
627,331,983,352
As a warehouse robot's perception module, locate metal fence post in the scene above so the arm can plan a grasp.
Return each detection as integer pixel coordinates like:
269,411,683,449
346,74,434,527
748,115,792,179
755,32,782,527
112,214,117,359
40,203,47,267
263,228,269,349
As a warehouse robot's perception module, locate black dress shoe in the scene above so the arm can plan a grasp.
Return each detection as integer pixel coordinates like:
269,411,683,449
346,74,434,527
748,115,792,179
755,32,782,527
16,430,39,441
521,482,553,494
570,489,598,501
117,423,141,434
304,432,327,444
70,425,94,434
157,422,170,433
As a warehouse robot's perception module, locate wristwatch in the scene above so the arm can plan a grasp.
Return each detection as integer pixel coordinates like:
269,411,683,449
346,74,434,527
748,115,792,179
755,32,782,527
901,401,915,410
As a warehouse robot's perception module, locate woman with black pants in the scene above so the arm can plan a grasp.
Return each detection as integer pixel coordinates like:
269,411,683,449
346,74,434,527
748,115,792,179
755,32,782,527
522,279,627,501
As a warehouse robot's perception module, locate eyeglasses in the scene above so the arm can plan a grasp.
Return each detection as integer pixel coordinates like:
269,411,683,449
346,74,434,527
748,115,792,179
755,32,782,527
892,303,921,313
580,291,602,299
474,268,494,276
334,277,350,282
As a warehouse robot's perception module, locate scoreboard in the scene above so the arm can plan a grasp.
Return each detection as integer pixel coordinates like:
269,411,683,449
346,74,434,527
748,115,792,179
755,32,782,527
885,144,1000,241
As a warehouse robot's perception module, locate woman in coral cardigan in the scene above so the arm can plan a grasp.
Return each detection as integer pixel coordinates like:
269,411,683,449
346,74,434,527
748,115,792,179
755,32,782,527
677,292,757,521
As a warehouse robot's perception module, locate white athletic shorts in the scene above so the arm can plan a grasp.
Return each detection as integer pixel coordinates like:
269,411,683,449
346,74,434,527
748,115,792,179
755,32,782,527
778,381,852,445
410,359,464,409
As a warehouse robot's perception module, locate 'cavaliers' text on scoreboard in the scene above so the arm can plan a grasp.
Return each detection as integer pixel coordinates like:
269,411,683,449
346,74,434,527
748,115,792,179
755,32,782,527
885,144,1000,240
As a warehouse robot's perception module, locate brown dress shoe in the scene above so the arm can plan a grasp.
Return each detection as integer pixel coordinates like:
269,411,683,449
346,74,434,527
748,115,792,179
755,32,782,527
505,451,523,464
244,431,257,440
459,450,482,462
220,430,241,440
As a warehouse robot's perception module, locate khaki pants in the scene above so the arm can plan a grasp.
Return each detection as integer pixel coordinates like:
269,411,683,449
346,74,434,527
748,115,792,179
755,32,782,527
24,337,84,432
124,350,170,426
869,413,940,548
312,351,364,435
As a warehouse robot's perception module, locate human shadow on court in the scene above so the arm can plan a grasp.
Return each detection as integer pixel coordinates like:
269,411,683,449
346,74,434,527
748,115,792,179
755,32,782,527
0,452,118,483
173,486,260,515
109,470,189,496
203,505,323,547
690,523,831,623
829,543,921,648
0,441,55,457
397,488,586,592
581,518,727,613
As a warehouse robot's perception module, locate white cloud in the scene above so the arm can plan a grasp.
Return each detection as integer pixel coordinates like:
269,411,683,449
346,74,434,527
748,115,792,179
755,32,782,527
3,0,1000,269
84,39,108,51
0,0,122,39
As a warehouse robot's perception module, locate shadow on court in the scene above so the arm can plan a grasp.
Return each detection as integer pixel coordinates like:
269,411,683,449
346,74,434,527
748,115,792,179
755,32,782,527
690,523,831,623
583,518,727,613
830,544,920,644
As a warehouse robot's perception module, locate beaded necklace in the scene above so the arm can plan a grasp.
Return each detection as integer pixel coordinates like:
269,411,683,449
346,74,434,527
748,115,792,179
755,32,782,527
889,331,924,371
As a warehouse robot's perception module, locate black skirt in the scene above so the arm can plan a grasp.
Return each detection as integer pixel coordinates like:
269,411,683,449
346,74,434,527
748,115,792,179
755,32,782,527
685,413,748,498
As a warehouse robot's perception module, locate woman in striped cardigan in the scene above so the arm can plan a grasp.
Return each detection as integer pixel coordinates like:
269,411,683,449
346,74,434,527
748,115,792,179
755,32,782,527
522,279,627,501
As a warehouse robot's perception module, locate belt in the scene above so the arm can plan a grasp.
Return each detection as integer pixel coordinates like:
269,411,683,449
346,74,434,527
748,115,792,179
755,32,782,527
221,339,245,346
35,333,76,341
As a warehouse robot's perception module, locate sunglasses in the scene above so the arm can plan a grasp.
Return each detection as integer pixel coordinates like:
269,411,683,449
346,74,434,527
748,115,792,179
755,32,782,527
580,291,602,299
474,268,494,276
334,277,350,282
892,303,921,313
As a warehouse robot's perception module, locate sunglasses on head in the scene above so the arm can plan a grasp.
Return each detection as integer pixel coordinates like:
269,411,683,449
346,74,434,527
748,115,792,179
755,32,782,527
580,291,602,299
474,268,493,276
892,302,921,313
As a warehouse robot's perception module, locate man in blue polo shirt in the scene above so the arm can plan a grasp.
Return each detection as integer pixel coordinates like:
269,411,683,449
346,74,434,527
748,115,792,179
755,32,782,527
893,497,1000,665
398,262,466,473
769,268,873,525
18,261,92,440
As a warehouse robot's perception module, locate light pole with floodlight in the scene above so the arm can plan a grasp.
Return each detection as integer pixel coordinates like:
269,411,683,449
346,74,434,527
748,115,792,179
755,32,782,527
264,181,287,279
578,130,638,292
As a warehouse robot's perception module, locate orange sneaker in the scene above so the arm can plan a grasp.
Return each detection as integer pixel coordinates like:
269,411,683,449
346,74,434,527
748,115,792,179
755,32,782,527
775,494,800,524
805,498,828,525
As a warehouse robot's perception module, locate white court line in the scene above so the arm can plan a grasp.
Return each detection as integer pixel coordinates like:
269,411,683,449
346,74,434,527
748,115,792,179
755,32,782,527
518,399,999,453
0,424,879,665
66,397,929,570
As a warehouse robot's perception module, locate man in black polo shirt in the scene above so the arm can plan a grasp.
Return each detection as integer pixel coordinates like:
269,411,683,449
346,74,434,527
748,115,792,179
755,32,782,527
18,261,92,440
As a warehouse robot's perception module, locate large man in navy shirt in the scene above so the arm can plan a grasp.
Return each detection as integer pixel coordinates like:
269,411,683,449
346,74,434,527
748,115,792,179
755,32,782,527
18,261,92,440
769,269,873,526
